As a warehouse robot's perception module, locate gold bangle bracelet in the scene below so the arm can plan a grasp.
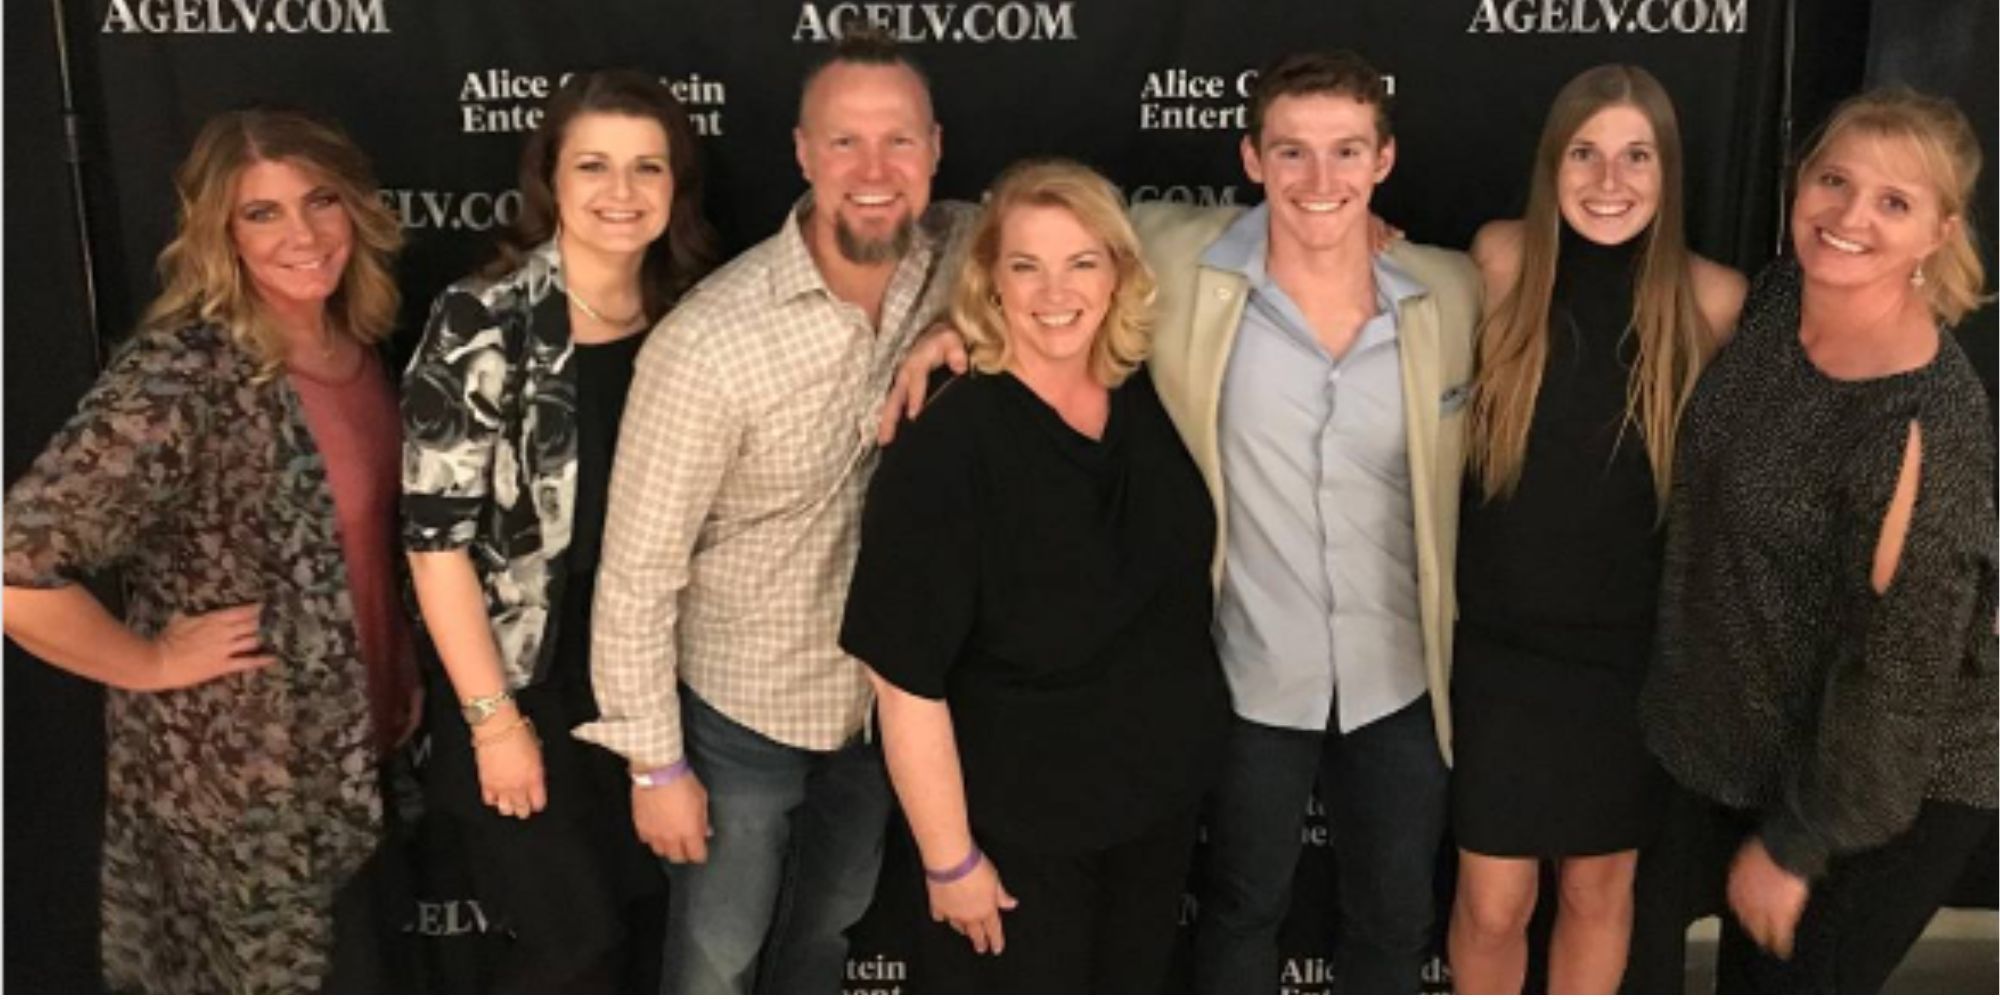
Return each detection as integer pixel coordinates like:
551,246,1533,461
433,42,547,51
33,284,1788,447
471,716,537,750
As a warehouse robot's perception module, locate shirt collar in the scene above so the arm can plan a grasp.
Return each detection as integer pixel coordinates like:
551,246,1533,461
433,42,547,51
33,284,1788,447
769,197,831,303
1201,202,1428,313
767,194,943,306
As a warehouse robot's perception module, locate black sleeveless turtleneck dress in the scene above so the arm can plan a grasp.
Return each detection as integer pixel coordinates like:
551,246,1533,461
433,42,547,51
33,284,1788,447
1450,223,1671,857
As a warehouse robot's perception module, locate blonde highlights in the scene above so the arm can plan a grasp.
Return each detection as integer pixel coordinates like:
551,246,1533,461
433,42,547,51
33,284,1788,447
1796,87,1989,326
1468,65,1713,511
950,159,1156,388
144,109,403,375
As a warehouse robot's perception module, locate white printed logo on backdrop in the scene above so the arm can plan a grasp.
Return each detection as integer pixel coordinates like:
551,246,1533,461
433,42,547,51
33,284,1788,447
793,2,1079,43
1467,0,1748,34
379,188,520,233
458,70,729,136
1137,68,1398,134
101,0,389,34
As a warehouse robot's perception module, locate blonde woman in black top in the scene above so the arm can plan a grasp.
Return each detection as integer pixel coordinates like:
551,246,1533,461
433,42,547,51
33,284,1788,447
1634,88,1996,993
842,160,1230,993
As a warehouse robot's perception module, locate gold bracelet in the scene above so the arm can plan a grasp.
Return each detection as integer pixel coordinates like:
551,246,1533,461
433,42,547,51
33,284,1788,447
471,716,537,750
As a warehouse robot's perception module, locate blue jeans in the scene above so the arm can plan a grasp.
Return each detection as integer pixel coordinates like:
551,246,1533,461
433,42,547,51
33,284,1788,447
658,688,891,994
1192,695,1449,994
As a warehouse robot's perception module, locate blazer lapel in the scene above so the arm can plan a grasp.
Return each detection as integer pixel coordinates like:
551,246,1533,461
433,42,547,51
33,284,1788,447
1187,264,1248,589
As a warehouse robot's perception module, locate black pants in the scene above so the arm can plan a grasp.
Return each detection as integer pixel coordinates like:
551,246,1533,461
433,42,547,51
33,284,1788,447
915,805,1200,994
1624,785,1993,993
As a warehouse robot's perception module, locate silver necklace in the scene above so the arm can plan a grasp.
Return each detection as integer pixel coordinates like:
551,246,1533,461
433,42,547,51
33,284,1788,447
568,288,643,329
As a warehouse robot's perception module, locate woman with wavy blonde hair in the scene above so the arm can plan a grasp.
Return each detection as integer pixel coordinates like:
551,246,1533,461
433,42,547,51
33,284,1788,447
146,107,404,373
4,108,415,992
1446,65,1745,993
842,159,1229,992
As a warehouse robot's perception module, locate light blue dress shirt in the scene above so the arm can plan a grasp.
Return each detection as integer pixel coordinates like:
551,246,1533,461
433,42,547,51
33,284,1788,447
1206,205,1430,734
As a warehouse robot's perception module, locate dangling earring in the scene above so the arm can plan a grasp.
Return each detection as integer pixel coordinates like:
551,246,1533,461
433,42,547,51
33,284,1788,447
1911,265,1927,288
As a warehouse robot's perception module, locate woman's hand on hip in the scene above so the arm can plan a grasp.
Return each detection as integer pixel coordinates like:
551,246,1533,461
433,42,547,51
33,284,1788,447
147,603,276,691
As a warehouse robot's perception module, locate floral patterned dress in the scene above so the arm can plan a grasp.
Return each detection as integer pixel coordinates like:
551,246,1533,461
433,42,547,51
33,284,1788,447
4,324,383,993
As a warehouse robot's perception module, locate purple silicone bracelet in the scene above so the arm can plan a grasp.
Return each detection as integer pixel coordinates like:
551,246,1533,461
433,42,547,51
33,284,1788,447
923,844,984,884
632,760,692,788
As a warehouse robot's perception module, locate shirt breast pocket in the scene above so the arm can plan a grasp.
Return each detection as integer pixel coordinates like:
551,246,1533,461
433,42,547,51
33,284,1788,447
742,390,870,505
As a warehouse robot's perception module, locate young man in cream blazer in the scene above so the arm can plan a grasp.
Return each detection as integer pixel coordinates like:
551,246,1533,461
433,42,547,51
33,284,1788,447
1131,50,1478,994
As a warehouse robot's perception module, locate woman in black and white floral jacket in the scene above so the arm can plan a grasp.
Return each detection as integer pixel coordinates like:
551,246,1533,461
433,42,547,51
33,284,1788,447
401,69,717,991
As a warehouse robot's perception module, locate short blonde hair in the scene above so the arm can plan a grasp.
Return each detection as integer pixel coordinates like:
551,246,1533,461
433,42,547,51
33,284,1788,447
949,159,1155,387
144,109,403,374
1796,87,1989,326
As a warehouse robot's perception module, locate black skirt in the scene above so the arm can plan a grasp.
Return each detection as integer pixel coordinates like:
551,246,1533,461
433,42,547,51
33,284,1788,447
1449,623,1668,857
423,651,663,980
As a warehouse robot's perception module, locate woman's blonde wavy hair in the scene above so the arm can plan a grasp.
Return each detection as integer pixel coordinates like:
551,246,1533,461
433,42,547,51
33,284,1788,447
1467,65,1713,511
143,108,403,375
1795,87,1989,326
950,159,1156,388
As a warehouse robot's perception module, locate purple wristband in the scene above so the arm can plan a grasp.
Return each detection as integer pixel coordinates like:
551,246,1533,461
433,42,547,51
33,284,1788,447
923,844,983,884
631,760,692,789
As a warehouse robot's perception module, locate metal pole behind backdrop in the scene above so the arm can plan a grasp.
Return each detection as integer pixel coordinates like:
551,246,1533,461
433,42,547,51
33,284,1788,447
1775,0,1797,257
50,0,105,369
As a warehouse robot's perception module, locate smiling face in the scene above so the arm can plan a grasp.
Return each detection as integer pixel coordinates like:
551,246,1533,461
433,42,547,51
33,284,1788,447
553,111,674,261
993,203,1117,379
1556,103,1662,246
1791,129,1954,295
229,157,353,324
794,61,940,266
1241,92,1395,258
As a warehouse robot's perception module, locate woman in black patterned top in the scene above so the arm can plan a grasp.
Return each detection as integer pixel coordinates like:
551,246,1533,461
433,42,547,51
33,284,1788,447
400,70,716,991
1632,89,1996,993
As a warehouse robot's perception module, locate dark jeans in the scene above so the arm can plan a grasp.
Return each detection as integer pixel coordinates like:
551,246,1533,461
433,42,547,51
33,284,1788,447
1625,785,1994,993
658,688,891,994
916,805,1201,993
1192,696,1449,994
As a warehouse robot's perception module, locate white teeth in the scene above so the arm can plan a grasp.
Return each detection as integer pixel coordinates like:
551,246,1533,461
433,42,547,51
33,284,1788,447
1033,311,1081,327
851,193,895,206
1583,202,1632,217
1298,199,1343,214
597,210,640,222
1818,229,1867,254
282,257,328,271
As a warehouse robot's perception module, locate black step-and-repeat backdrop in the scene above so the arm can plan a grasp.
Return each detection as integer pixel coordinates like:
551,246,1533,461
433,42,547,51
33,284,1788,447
22,0,1961,992
71,0,1789,350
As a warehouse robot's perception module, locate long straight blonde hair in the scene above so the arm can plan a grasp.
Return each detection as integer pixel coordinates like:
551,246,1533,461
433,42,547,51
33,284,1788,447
1468,65,1714,509
143,109,403,376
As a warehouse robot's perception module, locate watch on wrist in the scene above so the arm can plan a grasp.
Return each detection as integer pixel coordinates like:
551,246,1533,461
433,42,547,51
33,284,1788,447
460,689,515,727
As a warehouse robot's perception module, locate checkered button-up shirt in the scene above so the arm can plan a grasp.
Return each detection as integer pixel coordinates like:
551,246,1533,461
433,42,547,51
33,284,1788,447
576,198,974,766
